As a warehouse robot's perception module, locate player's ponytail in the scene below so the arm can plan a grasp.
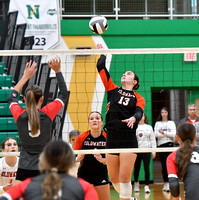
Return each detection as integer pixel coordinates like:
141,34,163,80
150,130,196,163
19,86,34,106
25,85,42,135
175,123,195,180
41,140,74,200
133,73,139,90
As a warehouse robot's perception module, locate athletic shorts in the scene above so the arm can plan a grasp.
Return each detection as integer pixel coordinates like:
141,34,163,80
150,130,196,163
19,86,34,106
78,168,108,186
106,129,138,149
16,168,40,181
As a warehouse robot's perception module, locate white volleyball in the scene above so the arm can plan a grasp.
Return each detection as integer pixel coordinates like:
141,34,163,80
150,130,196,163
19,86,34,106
89,15,108,34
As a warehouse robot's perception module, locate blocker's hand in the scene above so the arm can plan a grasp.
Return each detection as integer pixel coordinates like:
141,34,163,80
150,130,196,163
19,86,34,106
48,57,61,73
23,60,37,80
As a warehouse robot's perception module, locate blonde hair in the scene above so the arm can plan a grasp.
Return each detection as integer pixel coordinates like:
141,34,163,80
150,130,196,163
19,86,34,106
25,85,42,135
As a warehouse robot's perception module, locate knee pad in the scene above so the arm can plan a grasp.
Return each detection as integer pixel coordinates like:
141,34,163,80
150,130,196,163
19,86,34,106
120,182,132,199
112,182,120,194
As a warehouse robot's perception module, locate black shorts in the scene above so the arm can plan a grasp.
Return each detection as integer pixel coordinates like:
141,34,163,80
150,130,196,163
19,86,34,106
16,168,40,181
106,129,138,149
78,168,108,186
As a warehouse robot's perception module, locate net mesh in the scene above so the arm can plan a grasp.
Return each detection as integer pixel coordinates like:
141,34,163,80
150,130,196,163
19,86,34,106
0,48,198,155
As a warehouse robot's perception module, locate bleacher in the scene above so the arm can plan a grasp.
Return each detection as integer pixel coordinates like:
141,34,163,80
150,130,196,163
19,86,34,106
0,62,20,143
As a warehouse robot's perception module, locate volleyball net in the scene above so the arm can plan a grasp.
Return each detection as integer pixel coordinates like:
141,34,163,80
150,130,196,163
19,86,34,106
0,47,199,156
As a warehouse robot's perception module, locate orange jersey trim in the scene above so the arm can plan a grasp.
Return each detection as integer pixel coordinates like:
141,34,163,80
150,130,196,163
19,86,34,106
134,92,145,110
99,70,118,92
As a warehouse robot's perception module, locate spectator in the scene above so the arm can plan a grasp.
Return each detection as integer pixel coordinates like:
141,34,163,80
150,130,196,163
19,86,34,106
134,113,156,193
68,130,81,177
68,130,81,149
179,104,199,145
154,107,176,192
179,104,199,125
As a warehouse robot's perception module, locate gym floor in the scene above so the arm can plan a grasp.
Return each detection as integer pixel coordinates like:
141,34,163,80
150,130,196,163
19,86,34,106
110,183,185,200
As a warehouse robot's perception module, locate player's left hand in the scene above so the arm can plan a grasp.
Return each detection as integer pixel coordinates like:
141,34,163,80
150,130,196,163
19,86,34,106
122,116,136,129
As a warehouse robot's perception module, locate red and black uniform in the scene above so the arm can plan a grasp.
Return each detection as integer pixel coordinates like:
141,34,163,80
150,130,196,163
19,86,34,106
0,173,98,200
8,72,67,180
167,146,199,200
74,130,108,186
97,55,145,148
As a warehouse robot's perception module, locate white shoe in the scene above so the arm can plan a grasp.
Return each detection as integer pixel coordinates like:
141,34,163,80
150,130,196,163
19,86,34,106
134,182,140,192
130,197,137,200
144,185,150,193
162,183,170,192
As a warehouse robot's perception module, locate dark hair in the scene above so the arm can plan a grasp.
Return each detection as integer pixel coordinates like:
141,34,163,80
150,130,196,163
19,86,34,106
157,107,171,121
69,130,81,139
1,137,18,149
175,123,196,180
143,113,149,124
88,111,103,121
42,140,74,200
25,85,43,135
133,72,139,90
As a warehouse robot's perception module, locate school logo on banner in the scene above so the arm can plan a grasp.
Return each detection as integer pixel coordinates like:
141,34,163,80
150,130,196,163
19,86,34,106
26,5,40,19
9,0,60,49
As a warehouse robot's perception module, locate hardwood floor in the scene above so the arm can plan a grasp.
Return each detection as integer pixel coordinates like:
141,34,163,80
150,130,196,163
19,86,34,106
110,183,185,200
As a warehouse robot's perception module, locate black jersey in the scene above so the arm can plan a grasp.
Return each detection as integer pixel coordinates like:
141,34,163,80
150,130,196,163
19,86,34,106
0,174,98,200
167,146,199,200
74,131,108,185
97,55,145,133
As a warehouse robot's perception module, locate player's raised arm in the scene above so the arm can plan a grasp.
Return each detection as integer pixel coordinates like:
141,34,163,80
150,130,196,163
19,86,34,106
96,55,117,92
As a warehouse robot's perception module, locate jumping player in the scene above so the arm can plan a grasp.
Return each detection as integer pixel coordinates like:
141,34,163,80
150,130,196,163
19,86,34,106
167,123,199,200
74,111,110,200
96,55,145,200
0,138,19,194
8,57,67,181
0,140,98,200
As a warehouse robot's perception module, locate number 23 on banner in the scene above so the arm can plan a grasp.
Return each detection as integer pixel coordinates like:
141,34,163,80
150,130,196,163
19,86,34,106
34,37,46,46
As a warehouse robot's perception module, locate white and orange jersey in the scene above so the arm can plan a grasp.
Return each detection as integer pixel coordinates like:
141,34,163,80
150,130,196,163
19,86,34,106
0,157,19,194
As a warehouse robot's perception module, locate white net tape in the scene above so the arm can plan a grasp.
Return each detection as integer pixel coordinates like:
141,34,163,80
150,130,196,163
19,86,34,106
0,147,179,157
0,47,199,56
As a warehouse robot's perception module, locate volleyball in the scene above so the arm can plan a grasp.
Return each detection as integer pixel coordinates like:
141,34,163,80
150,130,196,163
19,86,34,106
89,15,108,34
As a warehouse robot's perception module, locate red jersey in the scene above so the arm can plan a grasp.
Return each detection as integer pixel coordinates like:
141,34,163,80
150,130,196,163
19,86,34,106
0,174,98,200
167,146,199,199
